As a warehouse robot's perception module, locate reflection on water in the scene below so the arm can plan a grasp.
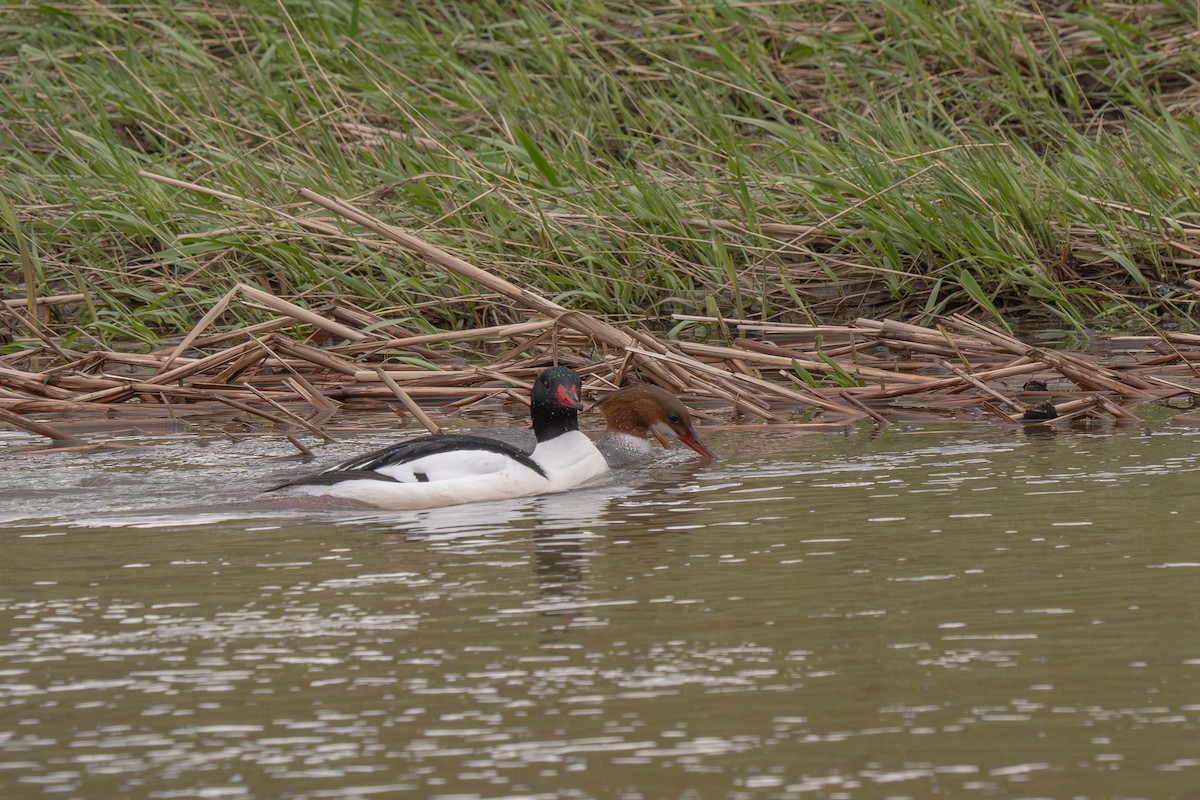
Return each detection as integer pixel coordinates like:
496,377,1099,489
1,422,1199,798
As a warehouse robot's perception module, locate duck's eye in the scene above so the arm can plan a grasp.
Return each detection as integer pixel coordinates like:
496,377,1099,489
668,414,682,424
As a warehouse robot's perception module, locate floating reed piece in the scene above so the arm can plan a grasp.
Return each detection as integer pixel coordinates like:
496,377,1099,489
3,191,1200,444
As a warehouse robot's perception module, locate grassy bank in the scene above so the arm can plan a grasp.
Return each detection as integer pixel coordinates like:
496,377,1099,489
2,1,1200,350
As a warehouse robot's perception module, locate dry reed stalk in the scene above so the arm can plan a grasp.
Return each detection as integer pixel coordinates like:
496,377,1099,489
708,421,857,431
672,315,862,336
24,374,126,392
873,318,993,352
374,368,442,434
0,407,81,442
944,315,1148,395
1022,404,1102,426
0,397,109,413
322,300,416,335
150,318,299,352
204,394,316,454
1141,373,1200,395
146,340,264,385
239,385,338,442
935,359,1026,414
39,352,103,376
780,341,864,362
945,356,1044,393
283,375,338,413
87,351,198,369
875,337,965,358
679,340,931,385
467,367,535,389
322,302,452,361
625,345,848,416
852,358,1047,400
685,373,784,421
69,341,264,403
353,369,479,383
327,385,515,399
838,391,890,426
135,383,293,400
0,365,82,399
622,329,694,391
237,283,374,343
296,190,713,392
1095,396,1141,422
1133,351,1196,367
212,350,273,386
1042,396,1104,417
2,293,87,310
608,350,637,388
1160,331,1200,347
501,386,532,409
0,303,72,360
159,286,238,372
979,402,1021,425
337,319,554,354
298,190,635,345
486,329,557,368
266,337,363,375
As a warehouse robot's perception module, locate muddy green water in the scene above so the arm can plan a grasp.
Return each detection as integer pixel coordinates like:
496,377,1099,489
1,420,1198,799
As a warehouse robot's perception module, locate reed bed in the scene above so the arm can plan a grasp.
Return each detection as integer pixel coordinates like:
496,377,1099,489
3,198,1198,448
4,3,1200,447
4,2,1200,341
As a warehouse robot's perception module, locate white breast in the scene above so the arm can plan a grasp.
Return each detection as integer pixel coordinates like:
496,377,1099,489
529,430,610,490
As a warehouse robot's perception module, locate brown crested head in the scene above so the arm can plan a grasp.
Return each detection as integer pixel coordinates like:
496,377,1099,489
599,384,715,459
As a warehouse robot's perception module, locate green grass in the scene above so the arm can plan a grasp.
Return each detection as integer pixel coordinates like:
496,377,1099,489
2,0,1200,347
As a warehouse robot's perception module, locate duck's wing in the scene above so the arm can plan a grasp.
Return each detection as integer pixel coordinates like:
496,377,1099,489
327,434,545,476
270,468,403,489
463,427,536,453
269,434,548,492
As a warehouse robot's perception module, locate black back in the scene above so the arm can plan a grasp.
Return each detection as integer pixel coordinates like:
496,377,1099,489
269,434,548,490
324,433,547,477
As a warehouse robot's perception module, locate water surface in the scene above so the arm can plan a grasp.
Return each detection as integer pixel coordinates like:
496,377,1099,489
1,420,1198,798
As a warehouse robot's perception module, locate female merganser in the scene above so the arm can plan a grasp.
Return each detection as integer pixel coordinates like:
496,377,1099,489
594,383,715,466
474,383,715,467
269,366,608,510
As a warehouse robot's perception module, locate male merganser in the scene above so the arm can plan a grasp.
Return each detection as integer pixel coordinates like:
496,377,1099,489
475,383,715,467
269,366,608,510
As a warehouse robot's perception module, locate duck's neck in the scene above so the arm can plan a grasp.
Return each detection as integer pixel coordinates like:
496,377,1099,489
597,431,652,467
532,405,580,443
